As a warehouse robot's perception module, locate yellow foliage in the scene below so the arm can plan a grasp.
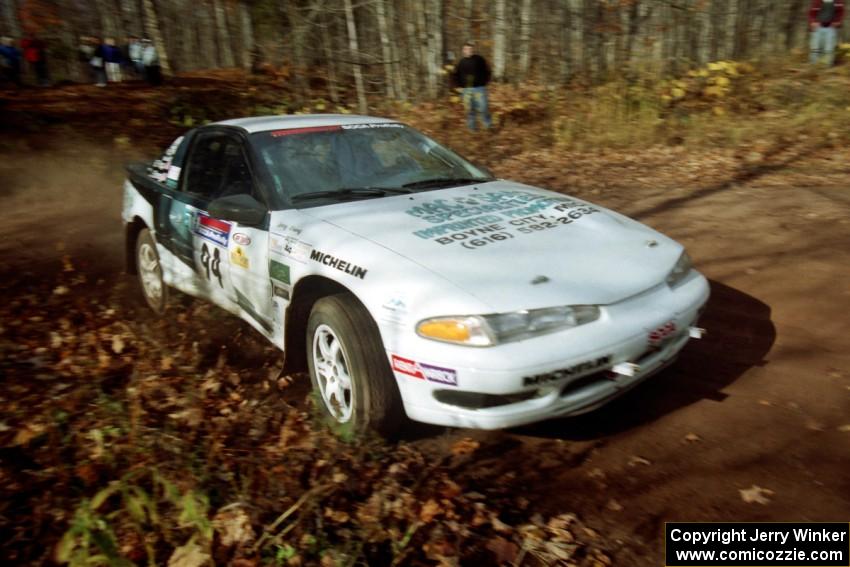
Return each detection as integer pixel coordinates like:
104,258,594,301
713,107,726,116
697,69,710,78
671,87,686,99
716,76,730,87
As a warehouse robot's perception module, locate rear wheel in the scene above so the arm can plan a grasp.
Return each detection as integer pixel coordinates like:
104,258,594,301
307,294,405,437
135,228,168,314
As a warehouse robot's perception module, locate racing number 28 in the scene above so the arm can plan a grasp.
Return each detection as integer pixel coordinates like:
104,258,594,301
200,243,223,287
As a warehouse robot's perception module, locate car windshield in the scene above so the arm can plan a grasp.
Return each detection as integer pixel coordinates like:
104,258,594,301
251,123,491,206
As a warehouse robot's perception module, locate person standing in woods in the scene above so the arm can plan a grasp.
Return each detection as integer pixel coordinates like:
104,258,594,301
20,33,48,86
127,36,144,78
453,42,492,131
141,39,161,86
810,0,845,65
103,38,123,83
0,36,22,87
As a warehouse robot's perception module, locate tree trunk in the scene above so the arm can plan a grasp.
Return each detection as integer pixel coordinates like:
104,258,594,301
492,0,506,80
1,0,21,38
558,0,572,82
238,2,254,71
212,0,234,67
387,0,407,100
142,0,171,74
343,0,367,114
518,0,532,79
320,9,339,103
376,0,395,98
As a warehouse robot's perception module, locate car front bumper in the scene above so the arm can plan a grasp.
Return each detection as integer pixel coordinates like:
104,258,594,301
386,272,710,430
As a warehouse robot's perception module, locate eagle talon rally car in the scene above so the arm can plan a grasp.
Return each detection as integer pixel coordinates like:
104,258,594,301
123,115,709,435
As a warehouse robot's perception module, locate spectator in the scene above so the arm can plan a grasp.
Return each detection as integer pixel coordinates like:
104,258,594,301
810,0,845,65
127,36,144,77
21,33,48,86
141,39,161,86
452,41,492,131
0,36,22,87
103,37,122,82
77,35,94,83
88,36,106,86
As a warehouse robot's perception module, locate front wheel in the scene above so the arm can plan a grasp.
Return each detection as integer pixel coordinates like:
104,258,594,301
306,294,405,437
135,228,168,314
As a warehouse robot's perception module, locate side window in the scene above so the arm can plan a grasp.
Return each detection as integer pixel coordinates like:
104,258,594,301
184,133,255,200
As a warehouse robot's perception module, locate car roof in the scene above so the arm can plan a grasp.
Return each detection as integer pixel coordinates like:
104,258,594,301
214,114,400,134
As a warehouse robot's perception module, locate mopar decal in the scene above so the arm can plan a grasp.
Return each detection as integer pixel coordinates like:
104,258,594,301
391,355,458,386
269,260,291,284
194,214,231,247
522,355,611,387
309,250,367,280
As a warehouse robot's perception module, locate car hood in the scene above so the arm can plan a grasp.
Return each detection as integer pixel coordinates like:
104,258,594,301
301,181,682,312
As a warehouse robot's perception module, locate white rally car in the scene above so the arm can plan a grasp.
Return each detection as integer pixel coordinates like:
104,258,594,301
123,115,708,435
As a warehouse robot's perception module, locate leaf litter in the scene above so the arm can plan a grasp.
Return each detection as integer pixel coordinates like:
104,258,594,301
0,267,612,566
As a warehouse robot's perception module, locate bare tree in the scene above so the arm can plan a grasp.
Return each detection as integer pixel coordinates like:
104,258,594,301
492,0,506,80
343,0,367,113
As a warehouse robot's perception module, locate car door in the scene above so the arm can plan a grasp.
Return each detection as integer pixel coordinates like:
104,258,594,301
179,130,274,335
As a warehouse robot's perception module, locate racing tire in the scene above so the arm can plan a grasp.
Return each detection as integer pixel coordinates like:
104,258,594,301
135,228,168,314
306,293,405,438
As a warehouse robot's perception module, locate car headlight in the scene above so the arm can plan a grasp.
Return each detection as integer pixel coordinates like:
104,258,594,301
417,305,600,347
666,251,693,288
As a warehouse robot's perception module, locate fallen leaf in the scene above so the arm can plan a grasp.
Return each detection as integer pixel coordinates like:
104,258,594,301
419,499,441,523
485,536,519,563
11,423,47,446
684,433,702,443
837,424,850,433
53,286,69,296
739,485,774,505
627,455,651,467
451,437,480,456
167,538,210,567
606,499,623,512
213,506,255,547
111,335,125,354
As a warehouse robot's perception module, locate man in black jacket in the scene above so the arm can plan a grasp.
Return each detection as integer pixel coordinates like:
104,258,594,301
453,42,492,131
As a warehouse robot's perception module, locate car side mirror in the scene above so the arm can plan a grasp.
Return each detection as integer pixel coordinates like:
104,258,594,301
208,193,267,226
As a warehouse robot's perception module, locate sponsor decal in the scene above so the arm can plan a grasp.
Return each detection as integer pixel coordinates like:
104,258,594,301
230,246,249,269
341,123,404,130
405,190,600,250
194,214,231,247
269,260,291,284
233,233,251,246
420,362,458,386
270,125,341,137
648,321,677,347
380,298,408,325
270,236,286,254
391,355,458,386
391,355,423,379
522,355,611,387
309,249,367,280
272,283,290,300
283,236,312,263
166,165,181,181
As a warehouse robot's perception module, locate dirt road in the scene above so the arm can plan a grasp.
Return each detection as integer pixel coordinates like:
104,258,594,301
1,133,848,565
